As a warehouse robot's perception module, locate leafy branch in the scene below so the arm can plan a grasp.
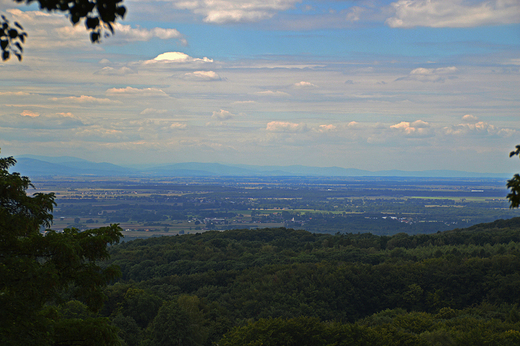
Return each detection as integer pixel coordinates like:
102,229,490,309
2,0,126,61
0,15,26,61
507,144,520,209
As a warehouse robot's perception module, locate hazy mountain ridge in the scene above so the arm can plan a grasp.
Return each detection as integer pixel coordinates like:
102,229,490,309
14,155,512,178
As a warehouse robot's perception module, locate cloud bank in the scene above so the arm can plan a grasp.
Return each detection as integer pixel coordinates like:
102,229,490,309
386,0,520,28
173,0,302,24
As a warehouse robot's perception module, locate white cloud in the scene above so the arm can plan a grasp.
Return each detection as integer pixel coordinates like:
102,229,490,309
211,109,236,120
0,112,85,130
266,121,308,132
3,9,90,49
318,124,337,132
184,70,222,81
506,59,520,66
56,112,74,118
390,120,432,136
140,108,168,115
94,66,137,76
50,95,120,104
21,110,40,117
233,100,256,104
293,81,317,88
170,122,187,129
256,90,290,97
346,6,366,22
109,23,187,45
4,9,187,50
411,67,458,75
386,0,520,28
462,114,479,122
106,87,168,97
173,0,302,24
0,91,31,96
444,121,516,137
75,127,136,142
147,52,213,64
399,66,458,82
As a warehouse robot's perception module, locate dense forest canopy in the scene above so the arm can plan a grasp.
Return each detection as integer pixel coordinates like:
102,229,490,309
95,218,520,345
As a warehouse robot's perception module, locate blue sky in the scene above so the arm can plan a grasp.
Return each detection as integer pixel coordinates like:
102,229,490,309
0,0,519,173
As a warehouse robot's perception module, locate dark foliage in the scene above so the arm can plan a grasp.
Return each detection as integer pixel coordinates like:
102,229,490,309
100,218,520,345
508,144,520,208
1,0,126,60
0,156,123,345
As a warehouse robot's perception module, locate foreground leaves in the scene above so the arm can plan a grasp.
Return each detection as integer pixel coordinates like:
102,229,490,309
0,156,122,345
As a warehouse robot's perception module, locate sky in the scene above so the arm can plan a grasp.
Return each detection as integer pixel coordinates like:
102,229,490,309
0,0,519,173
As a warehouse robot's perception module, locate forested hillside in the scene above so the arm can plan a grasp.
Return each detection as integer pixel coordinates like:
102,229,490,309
99,218,520,345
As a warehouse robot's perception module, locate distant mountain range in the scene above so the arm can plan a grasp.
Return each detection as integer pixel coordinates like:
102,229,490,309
12,155,513,178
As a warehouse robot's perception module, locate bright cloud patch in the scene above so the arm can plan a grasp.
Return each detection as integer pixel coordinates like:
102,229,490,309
212,109,236,121
462,114,479,122
345,6,366,22
75,127,135,142
399,66,458,82
173,0,302,24
110,23,187,45
318,124,337,132
266,121,308,132
0,112,85,130
444,121,516,137
184,71,222,81
257,90,290,97
0,91,30,96
140,108,168,115
94,66,136,76
386,0,520,28
411,67,457,75
106,87,168,97
150,52,213,63
50,95,119,104
56,112,74,118
21,110,40,117
391,120,431,136
3,9,90,49
56,23,186,44
170,122,187,129
5,9,187,50
293,81,317,88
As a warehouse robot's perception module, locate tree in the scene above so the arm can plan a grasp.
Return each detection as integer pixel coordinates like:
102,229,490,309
146,295,208,346
1,0,126,61
507,145,520,208
0,156,123,345
217,316,389,346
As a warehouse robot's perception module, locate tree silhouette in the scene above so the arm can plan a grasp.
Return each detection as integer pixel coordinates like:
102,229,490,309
1,0,126,61
507,145,520,208
0,156,123,345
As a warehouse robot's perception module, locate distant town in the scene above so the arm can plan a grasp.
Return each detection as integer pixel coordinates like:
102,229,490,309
31,175,519,238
